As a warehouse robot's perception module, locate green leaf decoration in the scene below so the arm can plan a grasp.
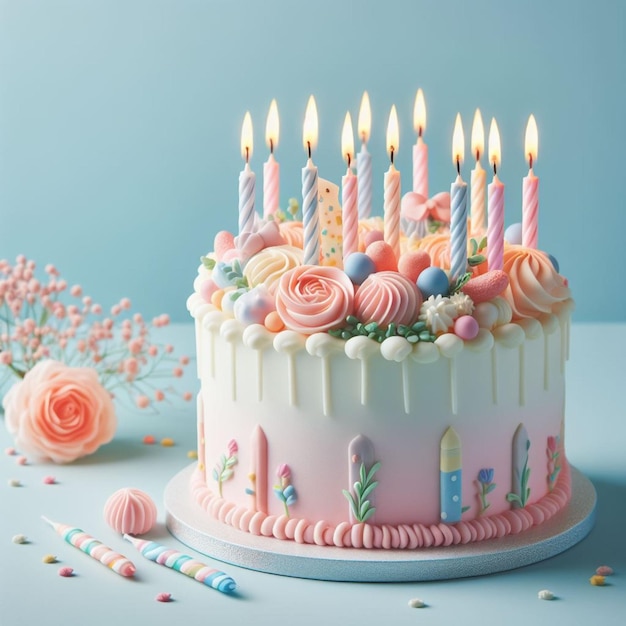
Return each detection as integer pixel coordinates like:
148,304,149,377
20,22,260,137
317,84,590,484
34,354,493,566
468,254,486,267
470,238,478,256
362,508,376,522
478,236,488,251
201,256,216,270
366,462,382,485
486,483,497,494
360,481,378,501
462,505,471,513
344,461,381,523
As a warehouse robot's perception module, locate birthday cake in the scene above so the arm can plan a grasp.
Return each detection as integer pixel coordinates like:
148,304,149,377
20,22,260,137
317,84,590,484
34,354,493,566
186,100,573,550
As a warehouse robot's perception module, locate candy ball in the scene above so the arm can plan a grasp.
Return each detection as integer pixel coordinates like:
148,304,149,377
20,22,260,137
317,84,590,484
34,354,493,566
200,279,219,303
365,241,398,272
233,286,276,325
504,222,522,245
344,253,376,285
363,230,384,248
547,253,559,273
417,267,449,299
398,250,431,283
454,315,479,340
104,488,157,535
264,311,285,333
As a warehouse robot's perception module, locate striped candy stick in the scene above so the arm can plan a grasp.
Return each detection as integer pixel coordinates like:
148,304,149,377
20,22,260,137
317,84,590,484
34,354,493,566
42,517,136,577
123,535,236,594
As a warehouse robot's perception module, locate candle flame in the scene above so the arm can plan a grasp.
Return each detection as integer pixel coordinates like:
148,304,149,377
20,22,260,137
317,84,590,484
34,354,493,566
452,113,465,168
241,111,253,162
488,118,501,171
302,95,318,154
471,108,484,161
341,112,355,166
525,114,538,166
386,105,399,161
265,99,279,152
357,91,371,144
413,88,426,135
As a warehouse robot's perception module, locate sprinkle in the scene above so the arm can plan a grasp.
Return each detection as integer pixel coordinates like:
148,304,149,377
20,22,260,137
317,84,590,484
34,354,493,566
16,456,28,465
5,447,17,456
156,592,172,603
8,478,21,487
590,575,606,586
596,565,614,576
538,589,555,600
42,554,57,564
143,435,156,445
58,567,74,577
42,475,56,485
408,598,426,608
161,438,175,447
187,450,198,459
12,534,28,544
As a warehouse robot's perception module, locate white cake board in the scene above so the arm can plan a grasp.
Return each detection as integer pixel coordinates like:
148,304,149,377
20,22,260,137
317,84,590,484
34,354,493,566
165,464,596,582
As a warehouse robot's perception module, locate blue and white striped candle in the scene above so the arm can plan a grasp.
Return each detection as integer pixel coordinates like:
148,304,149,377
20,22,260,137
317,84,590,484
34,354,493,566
440,426,462,523
302,95,320,265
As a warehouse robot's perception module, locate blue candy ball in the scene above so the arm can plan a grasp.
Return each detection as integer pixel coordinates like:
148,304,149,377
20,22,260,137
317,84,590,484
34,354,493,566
547,253,559,273
504,222,523,245
417,266,450,299
344,252,376,285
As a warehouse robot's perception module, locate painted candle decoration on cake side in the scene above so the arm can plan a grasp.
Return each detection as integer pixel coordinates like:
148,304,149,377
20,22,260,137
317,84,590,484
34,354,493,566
507,423,531,508
345,435,379,524
440,427,462,523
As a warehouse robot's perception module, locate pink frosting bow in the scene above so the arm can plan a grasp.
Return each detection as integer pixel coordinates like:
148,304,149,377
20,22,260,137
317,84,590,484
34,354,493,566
401,191,451,224
234,221,286,260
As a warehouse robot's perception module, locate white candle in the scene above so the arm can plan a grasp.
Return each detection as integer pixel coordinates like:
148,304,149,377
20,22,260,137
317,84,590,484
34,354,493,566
470,108,487,237
238,111,256,236
341,112,358,259
302,96,320,266
450,114,468,281
263,99,280,218
384,105,401,261
356,91,372,219
522,114,539,249
487,118,505,271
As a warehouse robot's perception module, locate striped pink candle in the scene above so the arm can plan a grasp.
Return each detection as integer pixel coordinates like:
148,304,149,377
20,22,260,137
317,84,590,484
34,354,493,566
522,114,539,248
384,106,401,261
263,99,280,218
341,112,358,259
487,118,505,270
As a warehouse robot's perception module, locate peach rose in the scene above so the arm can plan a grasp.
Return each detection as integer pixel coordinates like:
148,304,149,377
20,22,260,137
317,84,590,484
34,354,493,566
3,360,116,463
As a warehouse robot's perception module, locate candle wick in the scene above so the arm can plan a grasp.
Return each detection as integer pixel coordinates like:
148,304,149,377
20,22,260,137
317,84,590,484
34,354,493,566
390,147,395,166
456,156,460,176
347,153,351,169
418,127,423,139
270,138,274,155
529,153,533,170
476,149,480,162
307,140,311,160
493,161,498,176
246,146,249,164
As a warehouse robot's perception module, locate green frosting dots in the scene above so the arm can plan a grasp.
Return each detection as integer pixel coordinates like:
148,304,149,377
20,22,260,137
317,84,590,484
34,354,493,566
329,317,436,343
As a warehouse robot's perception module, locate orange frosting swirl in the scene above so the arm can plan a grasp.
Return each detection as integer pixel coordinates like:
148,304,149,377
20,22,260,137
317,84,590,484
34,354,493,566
502,246,571,320
275,265,355,334
411,233,450,269
354,271,422,328
278,221,304,249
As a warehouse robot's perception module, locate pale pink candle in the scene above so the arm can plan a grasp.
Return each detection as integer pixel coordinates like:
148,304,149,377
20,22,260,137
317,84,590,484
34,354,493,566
341,112,358,259
412,88,428,198
384,106,401,261
356,92,372,219
522,114,539,249
263,99,280,218
470,108,487,236
487,118,505,271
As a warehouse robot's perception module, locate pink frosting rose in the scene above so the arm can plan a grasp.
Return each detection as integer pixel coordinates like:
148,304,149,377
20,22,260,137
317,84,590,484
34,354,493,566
3,360,116,463
275,265,354,334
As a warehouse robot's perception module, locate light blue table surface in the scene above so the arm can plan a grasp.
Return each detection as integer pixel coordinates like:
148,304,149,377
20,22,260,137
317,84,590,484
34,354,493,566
1,323,625,626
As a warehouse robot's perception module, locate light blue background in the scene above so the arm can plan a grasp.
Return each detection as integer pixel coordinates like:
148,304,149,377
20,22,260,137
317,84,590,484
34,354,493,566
1,0,624,322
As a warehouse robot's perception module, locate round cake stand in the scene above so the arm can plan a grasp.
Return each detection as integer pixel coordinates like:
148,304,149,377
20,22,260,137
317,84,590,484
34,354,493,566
164,464,596,582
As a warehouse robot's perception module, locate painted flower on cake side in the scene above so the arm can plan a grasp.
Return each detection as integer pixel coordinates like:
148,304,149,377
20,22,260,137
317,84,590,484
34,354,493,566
3,359,116,463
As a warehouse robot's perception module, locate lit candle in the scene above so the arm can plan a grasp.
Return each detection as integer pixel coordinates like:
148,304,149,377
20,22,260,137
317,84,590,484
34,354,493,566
487,118,505,271
263,99,280,219
356,91,372,219
383,105,401,261
412,88,428,198
238,111,256,235
470,108,487,237
302,95,320,265
450,114,468,281
341,112,358,259
522,114,539,249
440,427,462,523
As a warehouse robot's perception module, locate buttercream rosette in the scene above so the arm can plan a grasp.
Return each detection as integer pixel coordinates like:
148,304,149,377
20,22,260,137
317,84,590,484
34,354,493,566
354,271,422,328
275,265,354,334
244,245,303,294
278,221,304,249
501,246,571,319
3,359,116,463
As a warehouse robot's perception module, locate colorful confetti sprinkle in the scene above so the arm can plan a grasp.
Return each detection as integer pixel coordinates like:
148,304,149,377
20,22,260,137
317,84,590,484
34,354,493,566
58,567,74,577
16,456,28,465
596,565,614,576
5,447,17,456
143,435,156,445
12,534,28,544
408,598,426,608
42,476,56,485
156,592,172,603
187,450,198,459
161,438,175,447
8,478,21,487
42,554,57,564
538,589,555,600
590,575,606,586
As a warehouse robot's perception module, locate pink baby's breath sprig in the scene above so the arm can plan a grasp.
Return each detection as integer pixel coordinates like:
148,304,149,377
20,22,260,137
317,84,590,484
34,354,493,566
0,256,192,411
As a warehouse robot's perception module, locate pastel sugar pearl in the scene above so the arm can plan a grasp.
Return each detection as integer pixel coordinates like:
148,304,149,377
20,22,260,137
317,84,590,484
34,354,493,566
454,315,479,340
234,286,275,325
398,251,431,283
221,288,246,315
363,230,384,249
344,253,376,285
365,241,398,272
214,231,235,261
200,279,219,303
504,222,522,245
417,267,449,299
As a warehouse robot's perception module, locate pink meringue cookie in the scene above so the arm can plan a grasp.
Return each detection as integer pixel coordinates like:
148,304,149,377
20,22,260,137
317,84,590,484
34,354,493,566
104,488,157,535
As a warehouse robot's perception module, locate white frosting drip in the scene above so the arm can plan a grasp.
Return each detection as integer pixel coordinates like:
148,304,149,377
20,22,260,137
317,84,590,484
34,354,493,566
306,334,346,416
345,336,382,405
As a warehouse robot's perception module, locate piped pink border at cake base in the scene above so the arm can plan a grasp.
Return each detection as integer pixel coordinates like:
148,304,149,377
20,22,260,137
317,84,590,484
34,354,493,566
190,461,571,550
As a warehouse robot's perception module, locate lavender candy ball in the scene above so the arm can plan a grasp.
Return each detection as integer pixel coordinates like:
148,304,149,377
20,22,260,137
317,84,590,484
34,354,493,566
417,267,450,299
344,253,376,285
504,222,522,245
233,286,276,324
454,315,479,340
